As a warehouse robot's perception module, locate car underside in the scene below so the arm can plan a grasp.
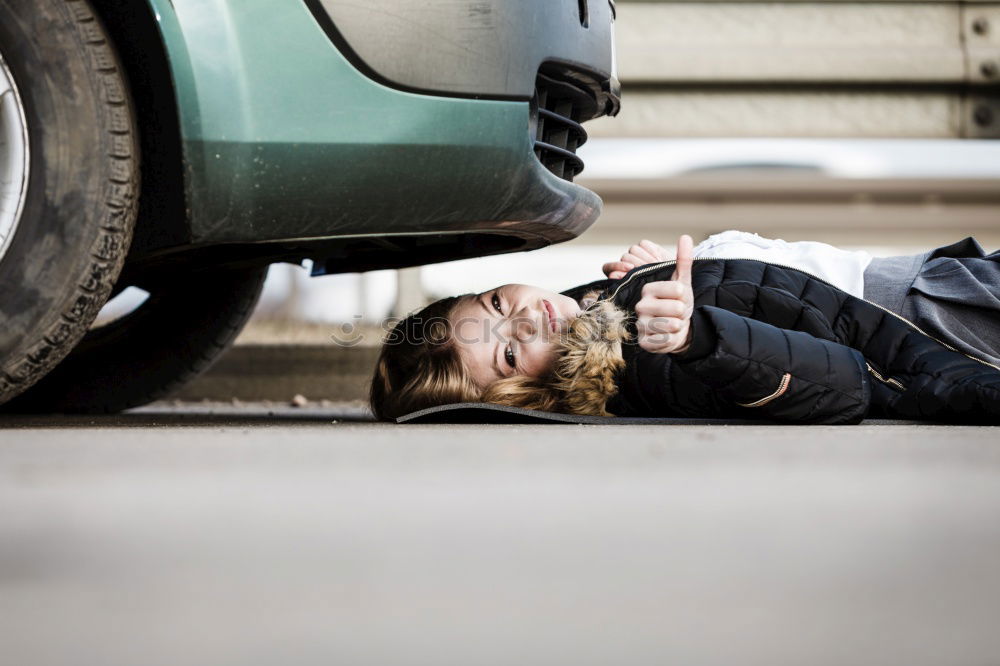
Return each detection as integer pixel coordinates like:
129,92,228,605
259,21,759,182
0,0,619,411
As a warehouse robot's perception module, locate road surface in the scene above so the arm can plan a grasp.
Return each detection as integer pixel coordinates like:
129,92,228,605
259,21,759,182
2,404,999,666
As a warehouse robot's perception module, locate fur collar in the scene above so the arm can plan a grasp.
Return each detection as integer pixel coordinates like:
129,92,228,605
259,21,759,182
548,297,631,416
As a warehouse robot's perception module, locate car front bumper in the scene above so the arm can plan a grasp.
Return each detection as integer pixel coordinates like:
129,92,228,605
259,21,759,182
132,0,615,273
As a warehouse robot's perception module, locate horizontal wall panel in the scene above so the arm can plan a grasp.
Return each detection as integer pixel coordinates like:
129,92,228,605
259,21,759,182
615,3,965,83
602,2,1000,137
572,177,1000,248
587,90,966,137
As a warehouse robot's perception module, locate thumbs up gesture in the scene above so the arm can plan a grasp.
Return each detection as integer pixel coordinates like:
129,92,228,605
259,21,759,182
635,235,695,355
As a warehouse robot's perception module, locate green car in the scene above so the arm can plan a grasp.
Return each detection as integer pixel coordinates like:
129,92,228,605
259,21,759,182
0,0,619,411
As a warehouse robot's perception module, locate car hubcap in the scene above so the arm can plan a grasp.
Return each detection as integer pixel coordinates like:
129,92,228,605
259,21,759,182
0,51,29,264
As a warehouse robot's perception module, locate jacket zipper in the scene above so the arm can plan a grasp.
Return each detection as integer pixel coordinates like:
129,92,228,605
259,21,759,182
865,362,907,391
607,257,1000,373
737,372,792,408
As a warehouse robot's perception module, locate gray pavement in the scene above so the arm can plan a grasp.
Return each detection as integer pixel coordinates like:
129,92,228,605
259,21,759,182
2,405,999,666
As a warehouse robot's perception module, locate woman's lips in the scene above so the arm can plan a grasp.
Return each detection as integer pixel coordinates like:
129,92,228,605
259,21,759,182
542,299,558,333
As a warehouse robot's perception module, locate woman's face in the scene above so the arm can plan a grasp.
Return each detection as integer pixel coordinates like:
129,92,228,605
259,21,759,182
449,284,583,389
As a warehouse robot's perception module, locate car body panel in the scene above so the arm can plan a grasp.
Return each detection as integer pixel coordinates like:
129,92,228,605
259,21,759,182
137,0,609,270
307,0,618,101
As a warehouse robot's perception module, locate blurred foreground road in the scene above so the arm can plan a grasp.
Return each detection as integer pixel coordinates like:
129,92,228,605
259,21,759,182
2,404,999,666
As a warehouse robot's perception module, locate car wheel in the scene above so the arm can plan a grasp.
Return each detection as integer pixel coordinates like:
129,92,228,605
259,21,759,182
2,267,268,413
0,0,139,404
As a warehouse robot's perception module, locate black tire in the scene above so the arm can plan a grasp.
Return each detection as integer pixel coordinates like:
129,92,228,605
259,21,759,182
3,267,268,413
0,0,138,404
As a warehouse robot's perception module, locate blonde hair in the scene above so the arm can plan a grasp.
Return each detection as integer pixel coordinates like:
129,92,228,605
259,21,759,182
369,294,480,421
369,292,630,421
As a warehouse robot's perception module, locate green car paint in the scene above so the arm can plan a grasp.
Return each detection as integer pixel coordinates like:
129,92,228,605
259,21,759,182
144,0,602,264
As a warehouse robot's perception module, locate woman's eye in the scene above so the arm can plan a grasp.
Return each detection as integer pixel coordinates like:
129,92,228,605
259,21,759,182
491,292,503,314
504,346,516,368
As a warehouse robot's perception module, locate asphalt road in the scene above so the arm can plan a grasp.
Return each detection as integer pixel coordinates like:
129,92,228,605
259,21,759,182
2,405,999,666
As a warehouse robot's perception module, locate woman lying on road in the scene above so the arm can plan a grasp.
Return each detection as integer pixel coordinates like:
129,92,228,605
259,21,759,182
370,231,1000,423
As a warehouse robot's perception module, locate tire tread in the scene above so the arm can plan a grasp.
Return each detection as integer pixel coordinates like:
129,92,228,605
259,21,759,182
0,0,139,404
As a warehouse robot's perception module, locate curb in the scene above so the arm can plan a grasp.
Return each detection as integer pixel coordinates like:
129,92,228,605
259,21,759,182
173,344,379,403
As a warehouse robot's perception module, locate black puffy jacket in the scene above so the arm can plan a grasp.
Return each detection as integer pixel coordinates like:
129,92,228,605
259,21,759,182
572,259,1000,424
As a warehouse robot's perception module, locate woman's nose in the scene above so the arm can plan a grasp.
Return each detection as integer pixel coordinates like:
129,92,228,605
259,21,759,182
513,310,536,341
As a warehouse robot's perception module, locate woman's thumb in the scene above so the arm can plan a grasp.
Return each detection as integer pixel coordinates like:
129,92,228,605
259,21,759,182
671,234,694,284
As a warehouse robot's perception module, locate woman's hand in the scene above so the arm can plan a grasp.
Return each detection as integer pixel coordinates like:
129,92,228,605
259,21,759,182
602,239,670,280
635,235,695,354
